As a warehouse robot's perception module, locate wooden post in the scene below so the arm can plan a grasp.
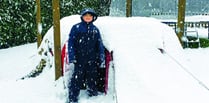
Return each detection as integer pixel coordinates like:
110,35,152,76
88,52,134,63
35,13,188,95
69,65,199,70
177,0,186,46
52,0,62,80
126,0,132,17
208,21,209,39
36,0,42,47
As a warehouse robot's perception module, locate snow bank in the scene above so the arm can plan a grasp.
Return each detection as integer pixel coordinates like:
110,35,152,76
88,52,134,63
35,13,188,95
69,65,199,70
1,15,209,103
36,15,209,103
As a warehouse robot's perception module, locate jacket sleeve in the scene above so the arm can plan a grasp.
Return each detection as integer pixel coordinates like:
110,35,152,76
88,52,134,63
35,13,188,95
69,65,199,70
97,29,105,64
68,25,76,63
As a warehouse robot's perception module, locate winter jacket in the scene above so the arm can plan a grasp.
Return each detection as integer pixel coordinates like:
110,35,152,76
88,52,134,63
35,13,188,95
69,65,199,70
68,21,105,65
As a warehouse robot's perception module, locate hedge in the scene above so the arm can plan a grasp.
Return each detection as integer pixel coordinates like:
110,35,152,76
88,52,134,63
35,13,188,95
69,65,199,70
0,0,111,49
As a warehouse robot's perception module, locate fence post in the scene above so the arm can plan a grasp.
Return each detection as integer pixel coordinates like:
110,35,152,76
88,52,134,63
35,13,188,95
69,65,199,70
52,0,62,80
36,0,42,48
126,0,132,17
208,21,209,39
177,0,186,46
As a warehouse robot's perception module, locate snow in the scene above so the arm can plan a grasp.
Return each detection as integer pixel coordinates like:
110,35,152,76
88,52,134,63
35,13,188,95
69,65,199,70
0,15,209,103
38,23,42,34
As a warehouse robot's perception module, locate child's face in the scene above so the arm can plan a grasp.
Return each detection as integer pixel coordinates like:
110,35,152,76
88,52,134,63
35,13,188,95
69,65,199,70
82,13,93,23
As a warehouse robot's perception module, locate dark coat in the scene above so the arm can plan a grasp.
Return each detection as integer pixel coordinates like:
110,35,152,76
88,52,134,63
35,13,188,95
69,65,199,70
68,21,105,65
67,8,105,102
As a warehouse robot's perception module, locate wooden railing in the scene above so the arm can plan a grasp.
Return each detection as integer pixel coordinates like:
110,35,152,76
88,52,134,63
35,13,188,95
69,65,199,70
162,21,209,39
151,12,209,16
162,21,209,28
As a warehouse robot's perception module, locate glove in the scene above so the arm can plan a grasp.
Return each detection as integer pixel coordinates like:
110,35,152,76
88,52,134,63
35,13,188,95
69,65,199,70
69,60,77,64
65,63,75,72
99,61,105,68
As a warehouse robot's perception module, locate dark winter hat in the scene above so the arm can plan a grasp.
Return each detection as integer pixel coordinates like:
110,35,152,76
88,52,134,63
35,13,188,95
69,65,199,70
80,8,98,22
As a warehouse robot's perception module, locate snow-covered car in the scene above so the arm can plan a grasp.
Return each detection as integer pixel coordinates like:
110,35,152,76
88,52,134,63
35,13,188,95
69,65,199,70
22,15,209,103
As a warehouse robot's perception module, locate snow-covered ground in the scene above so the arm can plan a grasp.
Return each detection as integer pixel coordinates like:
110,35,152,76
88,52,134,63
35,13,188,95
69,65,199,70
0,15,209,103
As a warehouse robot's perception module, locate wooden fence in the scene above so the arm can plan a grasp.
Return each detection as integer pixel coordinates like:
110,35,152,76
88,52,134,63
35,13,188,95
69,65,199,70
162,21,209,39
151,12,209,16
162,21,209,28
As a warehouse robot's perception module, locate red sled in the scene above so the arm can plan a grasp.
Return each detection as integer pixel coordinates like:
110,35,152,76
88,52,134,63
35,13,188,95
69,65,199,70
61,42,114,94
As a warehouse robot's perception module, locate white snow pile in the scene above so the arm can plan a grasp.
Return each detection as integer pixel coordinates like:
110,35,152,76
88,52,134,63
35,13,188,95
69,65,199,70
0,15,209,103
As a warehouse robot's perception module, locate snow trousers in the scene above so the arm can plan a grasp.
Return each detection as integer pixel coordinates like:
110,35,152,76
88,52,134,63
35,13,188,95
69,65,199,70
68,60,98,102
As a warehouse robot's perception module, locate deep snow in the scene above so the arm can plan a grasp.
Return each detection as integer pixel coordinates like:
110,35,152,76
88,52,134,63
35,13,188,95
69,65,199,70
0,15,209,103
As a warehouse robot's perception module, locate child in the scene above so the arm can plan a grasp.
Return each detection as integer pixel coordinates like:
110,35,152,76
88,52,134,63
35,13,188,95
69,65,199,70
67,8,105,103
